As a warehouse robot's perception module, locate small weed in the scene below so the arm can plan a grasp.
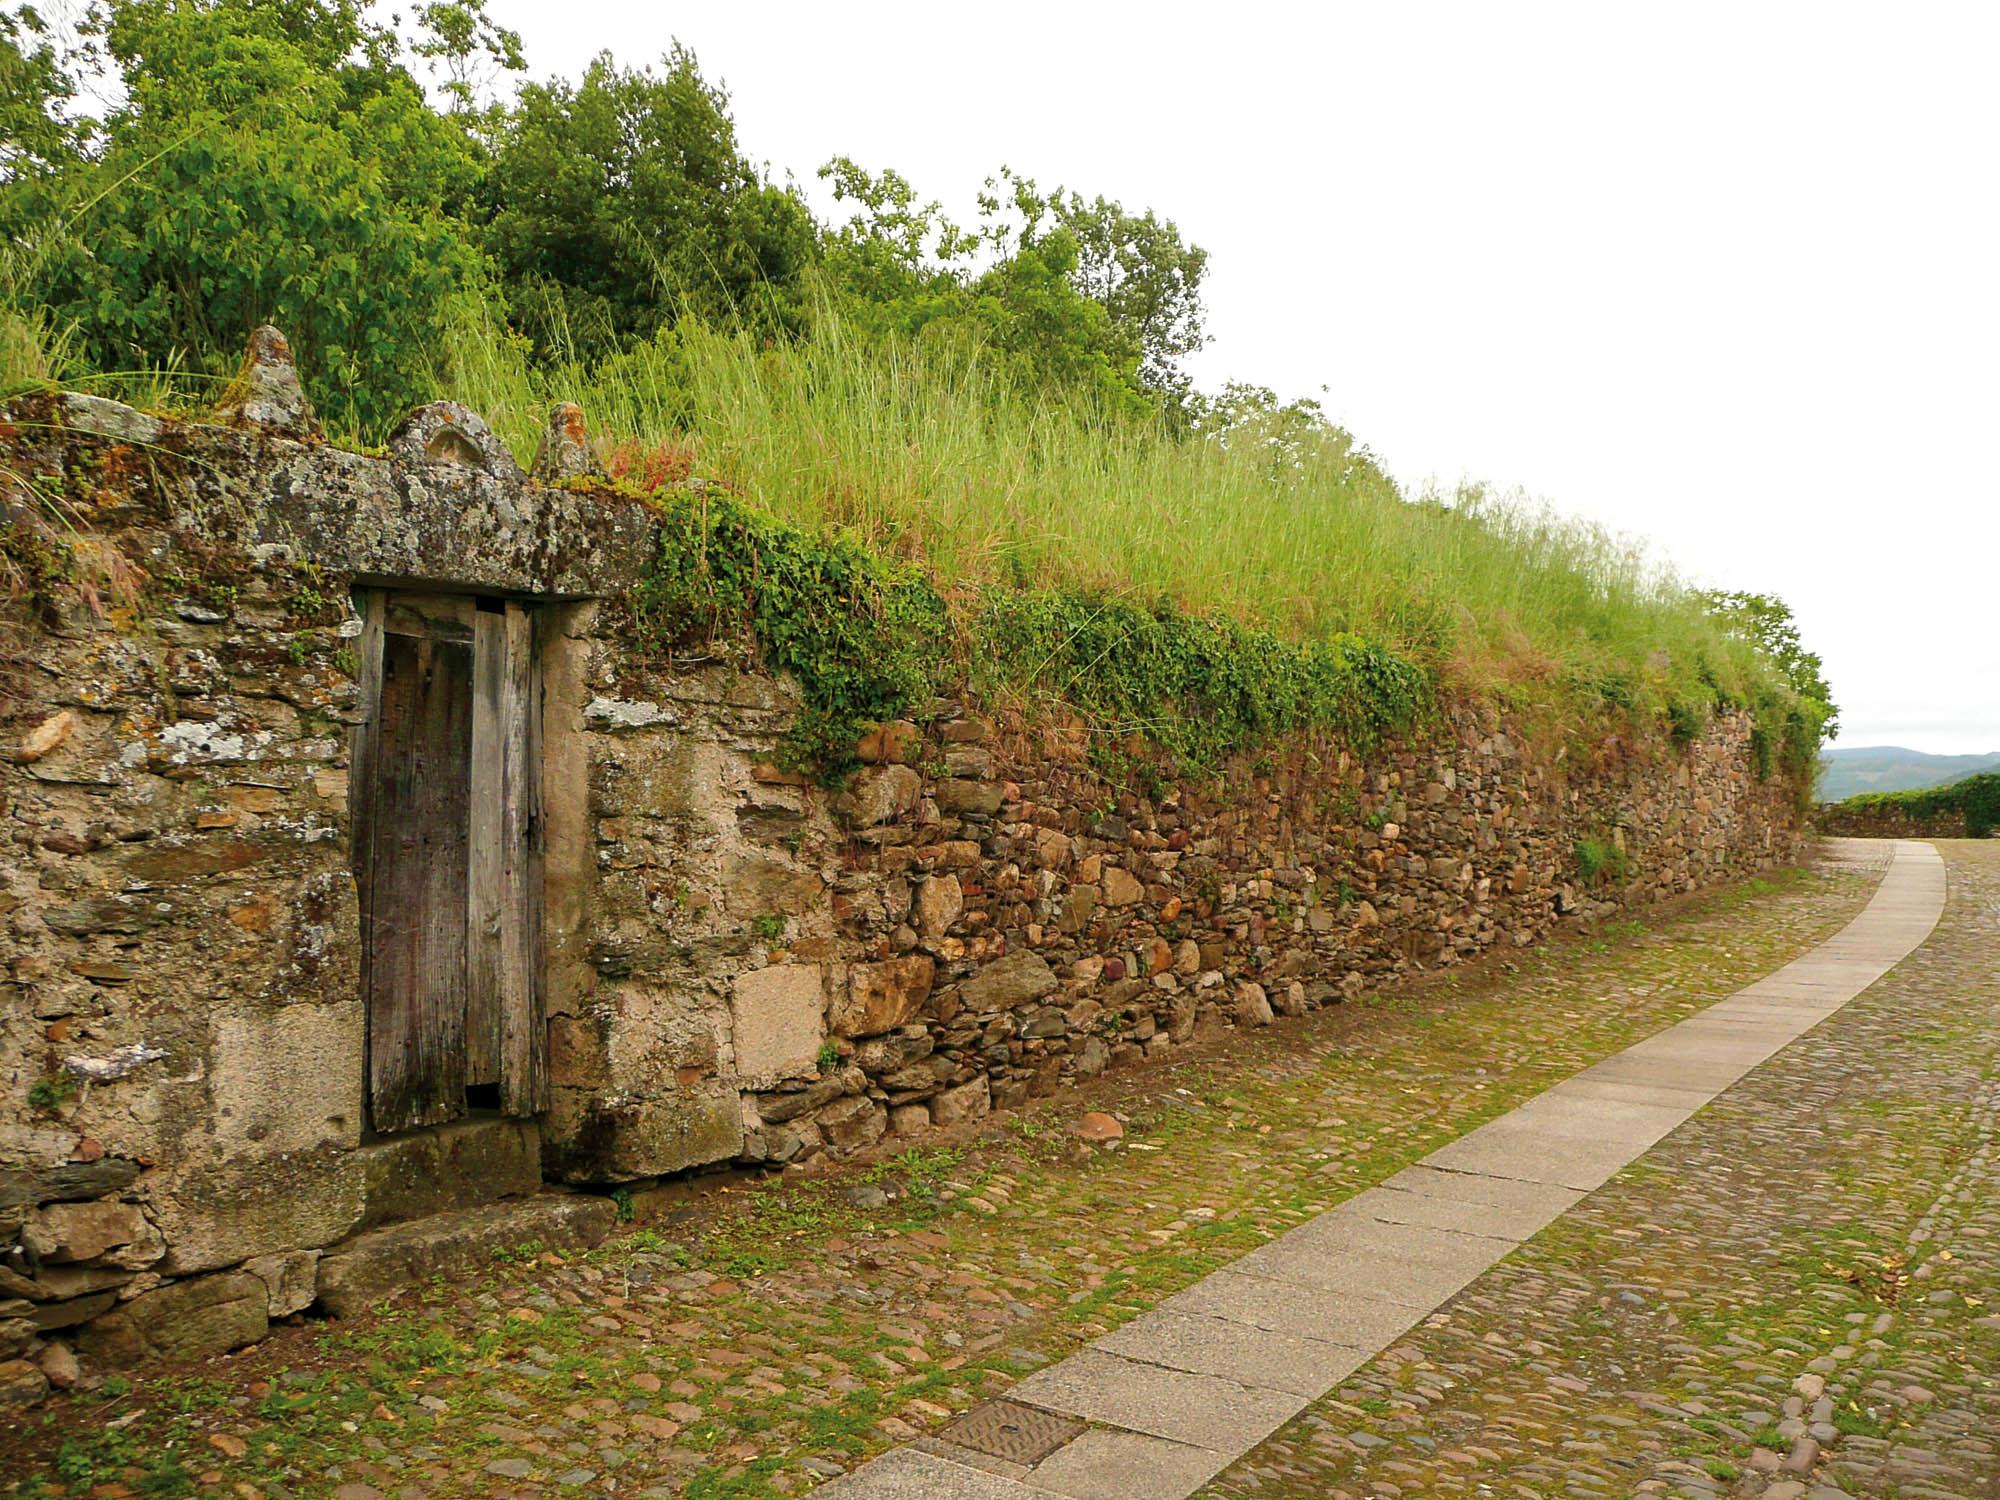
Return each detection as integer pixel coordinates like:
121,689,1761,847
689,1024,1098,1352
1005,1114,1067,1155
749,912,787,942
863,1145,965,1195
1574,836,1632,884
136,1452,195,1497
1833,1401,1887,1438
28,1072,75,1112
1668,698,1705,748
623,1227,684,1261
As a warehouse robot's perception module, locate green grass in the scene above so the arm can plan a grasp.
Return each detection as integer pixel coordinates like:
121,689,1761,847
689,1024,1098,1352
429,296,1790,728
6,282,1804,755
1575,836,1634,885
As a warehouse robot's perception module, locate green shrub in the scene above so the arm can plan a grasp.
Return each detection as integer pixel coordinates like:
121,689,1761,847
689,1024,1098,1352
1574,837,1631,884
1834,771,2000,838
1748,720,1775,781
977,590,1428,773
10,2,491,438
1666,698,1704,749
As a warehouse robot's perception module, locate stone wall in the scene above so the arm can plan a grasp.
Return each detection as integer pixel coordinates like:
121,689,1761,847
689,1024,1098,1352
578,672,1801,1175
0,345,1805,1375
1814,803,1968,839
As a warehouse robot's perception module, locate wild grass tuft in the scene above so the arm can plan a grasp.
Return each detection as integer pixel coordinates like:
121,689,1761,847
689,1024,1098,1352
432,294,1784,726
7,278,1798,746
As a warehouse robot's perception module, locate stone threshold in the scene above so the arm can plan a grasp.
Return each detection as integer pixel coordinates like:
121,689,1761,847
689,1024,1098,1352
812,840,1948,1500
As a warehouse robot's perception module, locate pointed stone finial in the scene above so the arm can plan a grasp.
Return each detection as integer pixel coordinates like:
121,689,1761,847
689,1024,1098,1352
386,400,524,481
215,325,322,440
530,402,605,483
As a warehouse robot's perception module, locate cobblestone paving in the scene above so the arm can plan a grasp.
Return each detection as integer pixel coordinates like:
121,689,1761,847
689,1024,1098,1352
1200,840,2000,1500
0,857,1882,1500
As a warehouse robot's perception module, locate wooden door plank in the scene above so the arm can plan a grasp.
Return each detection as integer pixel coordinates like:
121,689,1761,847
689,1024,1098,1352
366,632,425,1131
350,590,385,1125
366,629,475,1133
384,593,476,643
416,635,474,1126
499,602,549,1116
466,606,506,1086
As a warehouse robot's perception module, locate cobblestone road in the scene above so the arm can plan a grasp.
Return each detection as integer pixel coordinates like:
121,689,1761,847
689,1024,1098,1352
0,850,1920,1499
1202,840,2000,1500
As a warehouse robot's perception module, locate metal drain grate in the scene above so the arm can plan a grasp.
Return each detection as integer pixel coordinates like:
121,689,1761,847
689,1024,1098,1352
936,1399,1085,1465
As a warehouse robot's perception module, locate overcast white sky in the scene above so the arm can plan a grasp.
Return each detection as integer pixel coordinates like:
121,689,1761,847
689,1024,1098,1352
489,1,1999,752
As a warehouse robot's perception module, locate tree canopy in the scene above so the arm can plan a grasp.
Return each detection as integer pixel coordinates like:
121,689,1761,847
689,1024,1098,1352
0,0,1838,752
1701,590,1840,740
479,47,819,360
1,0,1213,433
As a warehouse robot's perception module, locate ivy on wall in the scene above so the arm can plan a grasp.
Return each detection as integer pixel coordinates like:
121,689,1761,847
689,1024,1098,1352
633,492,949,774
634,492,1432,779
977,591,1428,772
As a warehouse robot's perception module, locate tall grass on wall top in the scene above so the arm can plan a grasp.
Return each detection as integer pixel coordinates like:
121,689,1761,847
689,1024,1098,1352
629,486,1428,779
435,296,1783,731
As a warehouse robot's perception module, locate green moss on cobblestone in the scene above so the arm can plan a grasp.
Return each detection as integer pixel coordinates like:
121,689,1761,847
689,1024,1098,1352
1200,844,2000,1500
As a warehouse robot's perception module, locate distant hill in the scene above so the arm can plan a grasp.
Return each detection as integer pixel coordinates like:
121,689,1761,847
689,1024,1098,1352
1817,745,2000,803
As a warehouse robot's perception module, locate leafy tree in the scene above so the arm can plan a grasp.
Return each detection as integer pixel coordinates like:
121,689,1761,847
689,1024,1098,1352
5,0,491,435
0,3,92,183
409,0,523,114
1192,382,1394,491
1702,590,1839,739
478,47,819,360
990,169,1207,403
817,157,976,330
964,224,1144,412
819,158,1206,415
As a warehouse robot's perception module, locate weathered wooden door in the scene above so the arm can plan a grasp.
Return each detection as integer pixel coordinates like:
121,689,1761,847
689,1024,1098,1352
352,591,546,1135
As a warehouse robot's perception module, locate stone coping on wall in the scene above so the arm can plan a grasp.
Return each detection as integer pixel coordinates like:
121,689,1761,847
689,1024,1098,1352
39,332,656,602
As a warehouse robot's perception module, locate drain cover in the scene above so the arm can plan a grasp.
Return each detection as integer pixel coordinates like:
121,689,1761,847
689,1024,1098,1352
937,1399,1084,1464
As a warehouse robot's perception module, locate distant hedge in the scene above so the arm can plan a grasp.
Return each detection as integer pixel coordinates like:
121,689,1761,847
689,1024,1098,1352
1826,772,2000,838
